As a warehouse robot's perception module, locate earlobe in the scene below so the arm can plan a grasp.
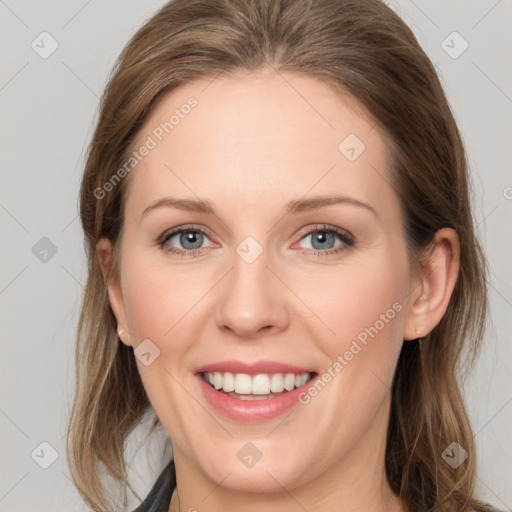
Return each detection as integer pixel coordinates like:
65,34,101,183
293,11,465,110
96,237,133,347
403,228,460,341
109,289,133,346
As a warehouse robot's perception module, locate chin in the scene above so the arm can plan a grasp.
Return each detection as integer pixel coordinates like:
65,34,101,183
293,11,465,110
195,447,314,493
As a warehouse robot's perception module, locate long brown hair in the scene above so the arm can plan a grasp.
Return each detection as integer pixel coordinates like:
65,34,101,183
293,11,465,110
67,0,491,510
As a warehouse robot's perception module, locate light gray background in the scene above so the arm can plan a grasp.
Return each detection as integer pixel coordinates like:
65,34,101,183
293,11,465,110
0,1,511,511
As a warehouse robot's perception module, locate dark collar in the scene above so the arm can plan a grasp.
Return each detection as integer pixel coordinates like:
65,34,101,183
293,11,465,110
131,458,176,512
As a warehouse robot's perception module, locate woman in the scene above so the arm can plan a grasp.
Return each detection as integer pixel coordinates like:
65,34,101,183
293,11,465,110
66,0,499,511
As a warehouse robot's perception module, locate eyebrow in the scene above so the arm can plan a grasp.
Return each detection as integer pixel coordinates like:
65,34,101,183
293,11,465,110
140,195,377,219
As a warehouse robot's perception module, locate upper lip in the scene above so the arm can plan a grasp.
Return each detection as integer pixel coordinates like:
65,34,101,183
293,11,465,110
195,360,315,375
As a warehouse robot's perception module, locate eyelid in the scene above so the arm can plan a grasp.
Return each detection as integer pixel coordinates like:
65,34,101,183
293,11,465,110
157,223,354,255
293,223,354,244
157,223,217,246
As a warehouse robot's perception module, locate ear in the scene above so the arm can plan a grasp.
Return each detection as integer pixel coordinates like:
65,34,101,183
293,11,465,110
96,237,134,347
403,227,460,341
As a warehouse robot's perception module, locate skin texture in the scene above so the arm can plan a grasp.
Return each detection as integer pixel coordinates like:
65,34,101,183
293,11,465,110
96,69,460,512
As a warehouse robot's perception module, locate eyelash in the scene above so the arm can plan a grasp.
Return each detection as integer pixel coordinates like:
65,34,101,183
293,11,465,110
156,223,354,258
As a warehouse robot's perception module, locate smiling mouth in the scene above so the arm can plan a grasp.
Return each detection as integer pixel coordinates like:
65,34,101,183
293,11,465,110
201,371,317,400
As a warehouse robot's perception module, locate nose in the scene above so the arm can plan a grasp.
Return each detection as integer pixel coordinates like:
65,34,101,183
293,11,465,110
215,246,289,340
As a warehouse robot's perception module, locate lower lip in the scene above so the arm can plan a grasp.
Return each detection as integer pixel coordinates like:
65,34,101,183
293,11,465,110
195,373,319,422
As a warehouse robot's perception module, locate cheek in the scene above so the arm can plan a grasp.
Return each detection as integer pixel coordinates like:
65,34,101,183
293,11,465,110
292,252,408,359
121,255,211,345
289,254,407,459
121,240,408,360
119,254,208,427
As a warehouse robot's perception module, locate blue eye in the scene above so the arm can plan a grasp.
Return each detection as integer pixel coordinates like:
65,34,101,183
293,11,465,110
158,226,212,257
295,225,354,256
157,223,354,258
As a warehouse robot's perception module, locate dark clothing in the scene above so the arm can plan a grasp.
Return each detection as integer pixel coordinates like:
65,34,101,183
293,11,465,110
130,459,504,512
131,459,176,512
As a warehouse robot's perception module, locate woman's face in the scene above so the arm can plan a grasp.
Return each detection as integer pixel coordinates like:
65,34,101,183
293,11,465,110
103,70,421,493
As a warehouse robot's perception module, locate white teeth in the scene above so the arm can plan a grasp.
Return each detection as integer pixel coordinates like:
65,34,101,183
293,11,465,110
297,374,309,387
222,372,235,392
270,373,284,392
203,371,313,396
213,371,223,390
252,374,271,395
234,373,252,394
284,374,296,391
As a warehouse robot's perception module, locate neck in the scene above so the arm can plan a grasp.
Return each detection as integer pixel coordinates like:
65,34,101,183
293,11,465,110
169,468,405,512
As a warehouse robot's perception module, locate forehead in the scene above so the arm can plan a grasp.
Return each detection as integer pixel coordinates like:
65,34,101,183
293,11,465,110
126,69,395,220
